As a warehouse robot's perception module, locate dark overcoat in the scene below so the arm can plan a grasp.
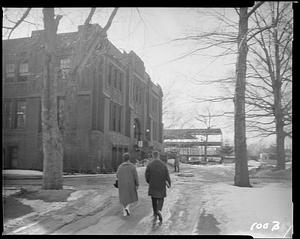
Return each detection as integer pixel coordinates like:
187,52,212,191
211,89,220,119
145,158,171,198
116,161,139,206
174,157,180,166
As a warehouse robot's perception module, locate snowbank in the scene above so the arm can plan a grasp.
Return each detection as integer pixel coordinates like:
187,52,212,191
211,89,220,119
3,170,43,176
248,160,262,168
3,169,118,179
200,182,293,238
255,168,292,180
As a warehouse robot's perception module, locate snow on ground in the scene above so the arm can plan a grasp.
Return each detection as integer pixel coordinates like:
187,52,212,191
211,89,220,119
67,190,97,201
19,199,68,215
3,169,117,178
248,160,262,168
3,170,43,176
200,182,293,238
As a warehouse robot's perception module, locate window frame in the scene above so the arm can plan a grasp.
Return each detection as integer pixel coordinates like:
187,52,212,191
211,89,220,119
16,99,26,129
3,100,14,129
5,63,16,82
18,61,29,82
59,57,71,80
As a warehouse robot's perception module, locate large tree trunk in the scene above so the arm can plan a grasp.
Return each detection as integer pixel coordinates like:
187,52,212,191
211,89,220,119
276,124,286,170
234,8,251,187
42,8,63,189
273,24,286,170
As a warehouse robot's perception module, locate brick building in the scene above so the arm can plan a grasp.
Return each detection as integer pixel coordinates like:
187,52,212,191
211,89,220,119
2,24,163,173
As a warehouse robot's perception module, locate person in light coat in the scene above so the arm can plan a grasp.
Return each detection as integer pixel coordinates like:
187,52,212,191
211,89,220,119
145,151,171,222
116,153,139,216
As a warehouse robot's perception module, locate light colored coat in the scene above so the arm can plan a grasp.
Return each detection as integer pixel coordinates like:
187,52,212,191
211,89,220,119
116,161,139,206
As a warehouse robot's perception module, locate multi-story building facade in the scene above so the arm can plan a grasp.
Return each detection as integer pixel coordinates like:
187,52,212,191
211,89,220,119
2,24,163,173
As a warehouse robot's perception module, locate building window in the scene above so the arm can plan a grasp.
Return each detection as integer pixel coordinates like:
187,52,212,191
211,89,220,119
3,101,14,129
134,83,140,104
108,64,112,86
5,63,15,82
38,99,42,132
60,58,71,80
114,69,118,88
152,96,158,113
132,78,142,104
3,100,26,129
153,121,158,141
113,104,117,131
139,88,142,104
119,72,123,92
16,100,26,128
18,61,29,81
110,101,122,133
118,105,122,132
133,118,141,140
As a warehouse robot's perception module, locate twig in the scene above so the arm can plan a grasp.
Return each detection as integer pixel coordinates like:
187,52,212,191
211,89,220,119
7,8,31,39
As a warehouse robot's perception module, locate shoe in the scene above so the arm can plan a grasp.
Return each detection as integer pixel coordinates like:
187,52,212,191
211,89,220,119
157,210,163,222
125,208,130,216
123,209,127,216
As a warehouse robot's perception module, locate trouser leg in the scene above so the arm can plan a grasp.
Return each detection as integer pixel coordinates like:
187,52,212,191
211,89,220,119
157,198,164,211
151,197,158,215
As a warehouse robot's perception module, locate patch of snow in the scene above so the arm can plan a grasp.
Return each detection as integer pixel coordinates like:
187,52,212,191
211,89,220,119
3,188,21,197
4,198,68,233
248,160,262,168
3,169,43,176
19,198,68,215
67,190,97,201
63,186,76,190
200,182,293,238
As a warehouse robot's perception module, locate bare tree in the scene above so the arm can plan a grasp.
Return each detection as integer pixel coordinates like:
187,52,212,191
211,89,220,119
245,2,292,170
233,3,266,187
195,107,214,162
157,4,266,187
41,8,64,189
195,106,227,162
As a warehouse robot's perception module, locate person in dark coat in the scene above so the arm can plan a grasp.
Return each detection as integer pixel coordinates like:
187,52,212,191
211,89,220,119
174,153,180,172
116,153,139,216
145,151,171,222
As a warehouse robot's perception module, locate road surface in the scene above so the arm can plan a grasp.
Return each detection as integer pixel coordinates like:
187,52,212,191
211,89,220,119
48,163,232,235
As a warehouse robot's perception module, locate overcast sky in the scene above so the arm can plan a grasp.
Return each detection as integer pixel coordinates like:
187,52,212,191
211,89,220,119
3,7,288,146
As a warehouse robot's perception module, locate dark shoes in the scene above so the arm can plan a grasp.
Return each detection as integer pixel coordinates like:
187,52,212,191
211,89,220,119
157,210,163,222
125,208,130,216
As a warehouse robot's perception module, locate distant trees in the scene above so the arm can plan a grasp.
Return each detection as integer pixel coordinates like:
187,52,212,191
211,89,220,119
219,145,234,157
195,106,223,162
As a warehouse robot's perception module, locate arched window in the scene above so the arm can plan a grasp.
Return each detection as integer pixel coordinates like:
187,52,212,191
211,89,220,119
133,118,141,140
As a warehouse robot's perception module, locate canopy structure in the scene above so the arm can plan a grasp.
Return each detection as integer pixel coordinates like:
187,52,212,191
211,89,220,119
163,128,223,157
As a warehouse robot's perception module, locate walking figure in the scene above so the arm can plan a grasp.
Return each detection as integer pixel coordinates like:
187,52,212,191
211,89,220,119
116,153,139,216
145,151,171,222
174,153,180,172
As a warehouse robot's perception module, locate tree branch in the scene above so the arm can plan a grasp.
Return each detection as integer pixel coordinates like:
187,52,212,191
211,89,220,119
247,1,265,18
7,8,31,39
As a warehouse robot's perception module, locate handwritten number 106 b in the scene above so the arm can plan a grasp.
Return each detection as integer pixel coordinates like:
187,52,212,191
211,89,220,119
250,221,280,231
